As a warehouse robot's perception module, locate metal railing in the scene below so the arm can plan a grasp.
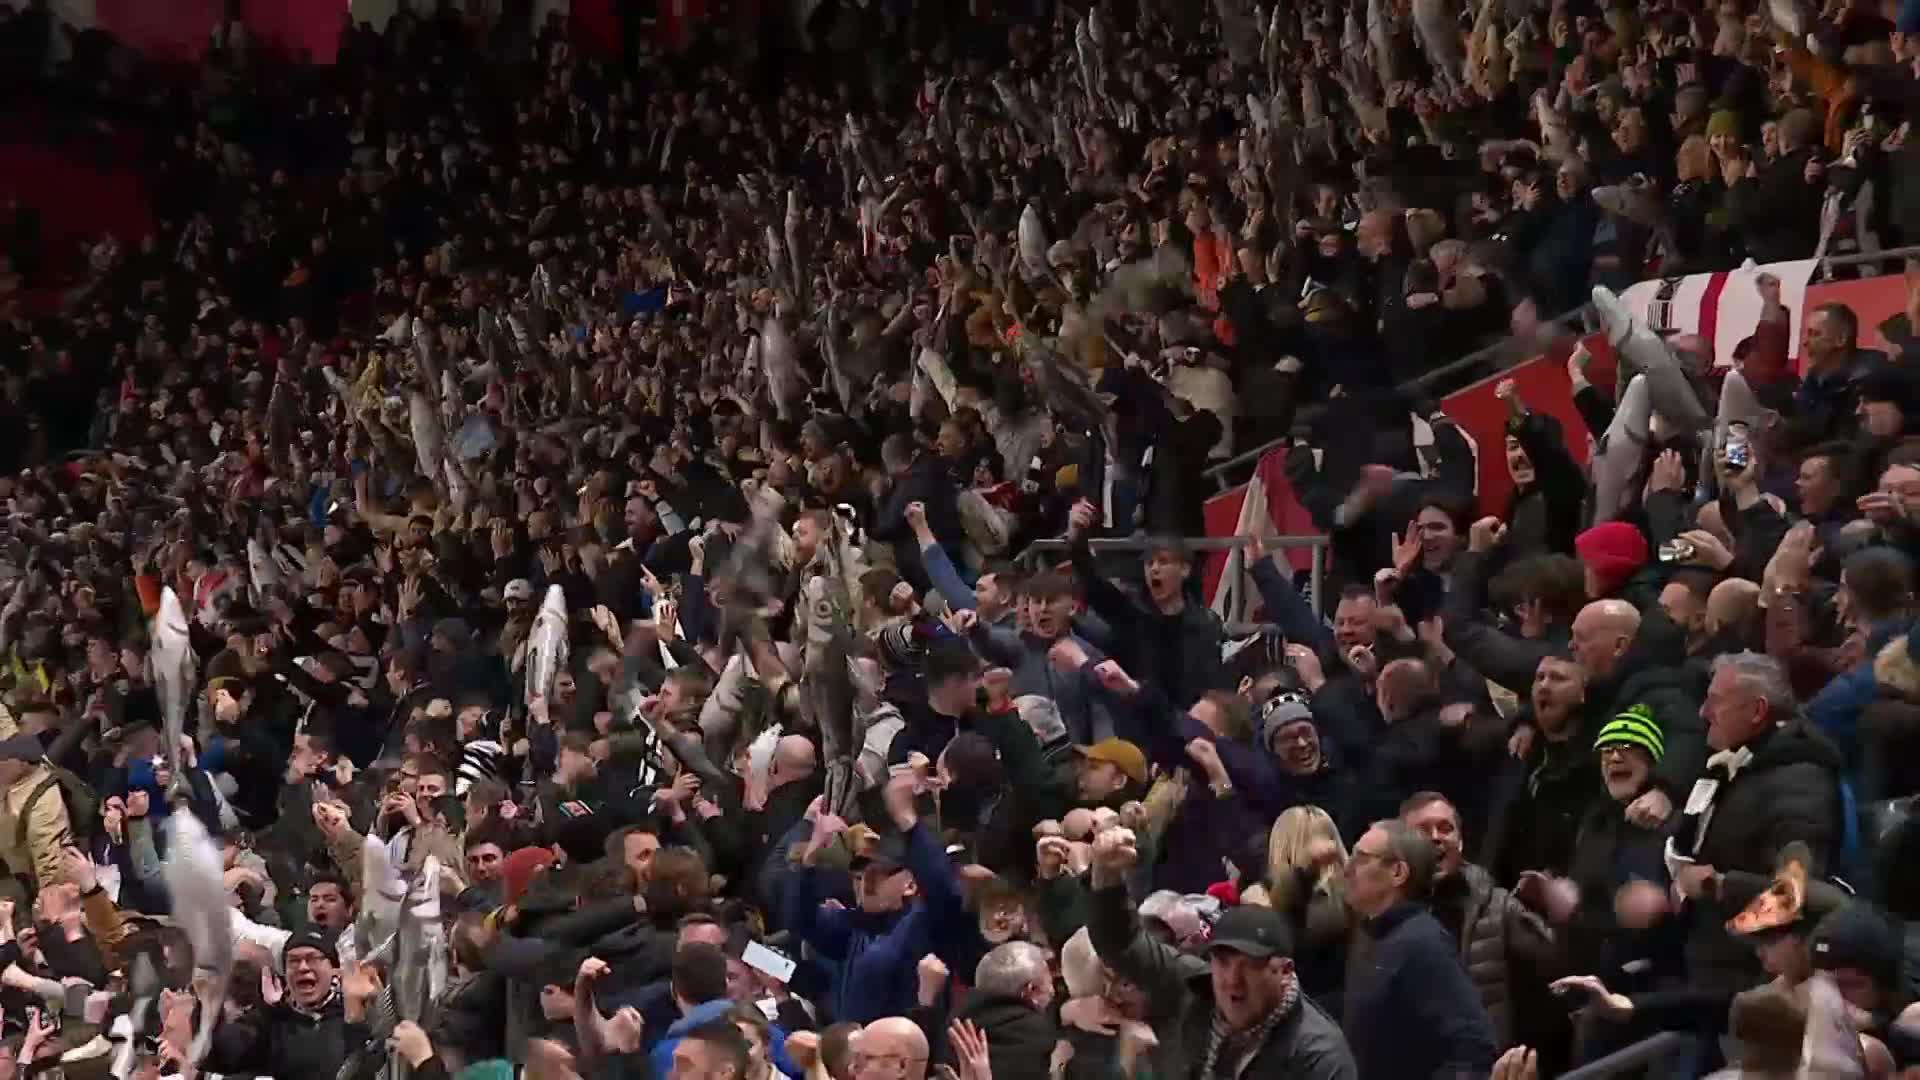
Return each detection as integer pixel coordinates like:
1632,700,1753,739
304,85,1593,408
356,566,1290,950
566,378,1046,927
1022,534,1330,620
1560,1031,1700,1080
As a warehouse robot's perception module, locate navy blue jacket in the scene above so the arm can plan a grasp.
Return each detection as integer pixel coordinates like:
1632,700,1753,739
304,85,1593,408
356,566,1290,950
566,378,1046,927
1344,902,1498,1080
779,818,971,1023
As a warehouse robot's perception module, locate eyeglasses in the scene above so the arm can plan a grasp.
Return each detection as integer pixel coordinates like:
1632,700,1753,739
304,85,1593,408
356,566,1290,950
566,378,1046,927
1349,848,1399,866
1597,744,1637,760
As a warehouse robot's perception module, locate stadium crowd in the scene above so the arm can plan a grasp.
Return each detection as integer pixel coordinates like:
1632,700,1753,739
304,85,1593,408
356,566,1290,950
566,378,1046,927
5,0,1920,1077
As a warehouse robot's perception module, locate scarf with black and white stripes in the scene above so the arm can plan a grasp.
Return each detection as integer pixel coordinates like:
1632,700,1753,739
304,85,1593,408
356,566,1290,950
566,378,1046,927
1194,970,1301,1079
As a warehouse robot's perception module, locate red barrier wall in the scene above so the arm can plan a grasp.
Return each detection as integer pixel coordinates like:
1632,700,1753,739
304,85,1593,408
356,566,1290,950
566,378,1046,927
96,0,340,65
1806,274,1908,363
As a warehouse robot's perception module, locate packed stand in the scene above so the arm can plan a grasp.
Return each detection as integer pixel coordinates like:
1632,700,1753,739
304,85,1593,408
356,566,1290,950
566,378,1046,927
6,0,1920,1077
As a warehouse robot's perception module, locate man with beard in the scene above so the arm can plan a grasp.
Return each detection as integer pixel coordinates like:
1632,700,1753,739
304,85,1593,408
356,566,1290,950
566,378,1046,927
1482,654,1601,882
1067,508,1225,710
203,929,377,1078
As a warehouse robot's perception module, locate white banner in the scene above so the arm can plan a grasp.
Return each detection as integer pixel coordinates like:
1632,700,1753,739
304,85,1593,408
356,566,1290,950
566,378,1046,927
1617,258,1819,371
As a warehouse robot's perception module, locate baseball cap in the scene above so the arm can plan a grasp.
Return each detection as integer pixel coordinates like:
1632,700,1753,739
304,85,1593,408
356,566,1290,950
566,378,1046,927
846,826,912,873
1208,905,1293,960
503,579,534,602
283,929,339,965
1073,738,1148,786
1809,903,1903,992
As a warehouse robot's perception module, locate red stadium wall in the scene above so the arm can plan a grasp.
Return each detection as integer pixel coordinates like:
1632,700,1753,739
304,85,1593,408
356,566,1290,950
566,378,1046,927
95,0,340,64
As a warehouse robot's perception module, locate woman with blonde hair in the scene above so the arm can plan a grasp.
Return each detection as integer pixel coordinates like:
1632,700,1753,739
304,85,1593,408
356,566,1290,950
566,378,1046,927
1242,805,1352,1004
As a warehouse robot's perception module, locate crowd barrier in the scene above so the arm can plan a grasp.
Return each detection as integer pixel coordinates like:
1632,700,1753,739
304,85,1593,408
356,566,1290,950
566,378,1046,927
1561,1031,1701,1080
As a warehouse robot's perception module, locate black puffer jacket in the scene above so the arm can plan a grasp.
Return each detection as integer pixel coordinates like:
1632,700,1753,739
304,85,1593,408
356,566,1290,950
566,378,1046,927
203,993,373,1079
1407,864,1555,1051
1086,881,1358,1080
1071,539,1227,709
1675,722,1847,998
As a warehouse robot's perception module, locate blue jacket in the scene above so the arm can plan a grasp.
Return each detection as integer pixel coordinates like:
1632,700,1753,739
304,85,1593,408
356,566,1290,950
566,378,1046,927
966,622,1115,744
1345,902,1498,1080
779,819,971,1023
1807,618,1910,767
648,997,802,1078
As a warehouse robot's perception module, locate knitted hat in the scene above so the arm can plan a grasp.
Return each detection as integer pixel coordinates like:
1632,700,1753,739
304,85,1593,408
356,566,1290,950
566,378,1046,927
1595,704,1665,762
1706,109,1742,141
1574,521,1649,596
878,621,928,672
1260,691,1316,749
456,739,504,796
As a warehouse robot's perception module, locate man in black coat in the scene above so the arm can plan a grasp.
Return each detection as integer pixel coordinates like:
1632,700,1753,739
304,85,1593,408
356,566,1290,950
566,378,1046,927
204,930,377,1079
1662,652,1846,1004
938,942,1060,1080
1067,519,1226,711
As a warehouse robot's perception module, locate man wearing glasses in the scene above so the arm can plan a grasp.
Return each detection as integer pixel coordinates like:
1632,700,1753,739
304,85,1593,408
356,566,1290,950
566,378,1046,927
1343,820,1499,1080
848,1017,929,1080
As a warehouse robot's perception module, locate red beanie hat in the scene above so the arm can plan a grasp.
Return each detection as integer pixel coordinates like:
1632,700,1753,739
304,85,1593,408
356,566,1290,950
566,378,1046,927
1575,521,1650,597
501,846,556,906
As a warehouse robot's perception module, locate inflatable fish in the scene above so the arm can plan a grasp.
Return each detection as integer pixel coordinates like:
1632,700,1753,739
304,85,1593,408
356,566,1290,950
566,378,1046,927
162,811,233,1064
150,588,194,803
1592,285,1711,432
1590,373,1653,525
526,584,569,711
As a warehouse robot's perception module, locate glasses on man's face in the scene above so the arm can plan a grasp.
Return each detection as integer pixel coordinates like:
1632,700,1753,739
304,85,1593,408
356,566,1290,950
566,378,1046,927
1349,847,1398,867
1598,744,1638,761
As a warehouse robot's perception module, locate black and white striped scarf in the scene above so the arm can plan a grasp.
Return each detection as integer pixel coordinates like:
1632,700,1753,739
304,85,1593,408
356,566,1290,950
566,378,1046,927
1194,970,1301,1080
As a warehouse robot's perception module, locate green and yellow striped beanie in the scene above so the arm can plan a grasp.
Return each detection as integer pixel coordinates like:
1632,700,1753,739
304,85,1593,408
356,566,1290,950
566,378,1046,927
1596,704,1665,762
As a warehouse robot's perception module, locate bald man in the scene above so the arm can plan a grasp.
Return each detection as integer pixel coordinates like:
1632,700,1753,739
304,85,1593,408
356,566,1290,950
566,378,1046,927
1565,599,1706,830
850,1018,928,1080
751,736,821,843
1358,657,1471,823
